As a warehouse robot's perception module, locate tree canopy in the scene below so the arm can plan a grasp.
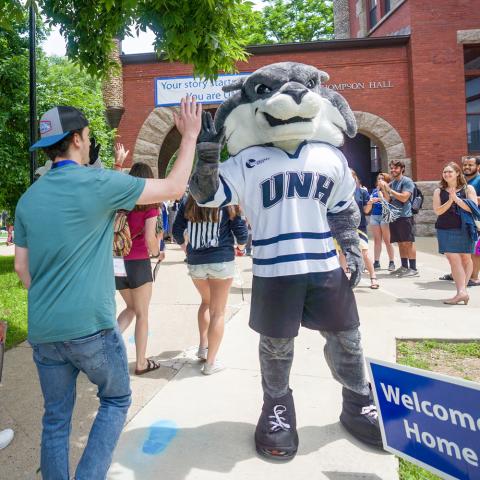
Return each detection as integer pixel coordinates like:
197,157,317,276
0,8,114,216
34,0,254,79
243,0,334,44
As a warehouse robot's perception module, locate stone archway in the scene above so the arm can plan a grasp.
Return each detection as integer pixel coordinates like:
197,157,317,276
132,107,180,178
353,111,411,176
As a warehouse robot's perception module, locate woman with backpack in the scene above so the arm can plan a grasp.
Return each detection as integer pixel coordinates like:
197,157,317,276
115,162,162,375
433,162,478,305
173,194,248,375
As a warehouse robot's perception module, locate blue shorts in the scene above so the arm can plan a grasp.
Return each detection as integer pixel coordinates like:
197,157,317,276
249,268,360,338
187,261,235,280
370,214,386,226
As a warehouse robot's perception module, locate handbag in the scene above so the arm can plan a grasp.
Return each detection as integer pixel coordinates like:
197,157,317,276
380,199,402,224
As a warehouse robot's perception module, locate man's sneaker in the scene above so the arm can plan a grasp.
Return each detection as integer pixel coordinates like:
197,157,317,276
399,268,419,278
196,346,208,361
340,386,383,448
201,361,224,375
0,429,14,450
388,261,395,271
255,389,299,460
390,266,408,276
373,261,381,270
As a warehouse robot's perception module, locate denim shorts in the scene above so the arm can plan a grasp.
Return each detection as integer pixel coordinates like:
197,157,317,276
187,261,235,280
370,214,386,226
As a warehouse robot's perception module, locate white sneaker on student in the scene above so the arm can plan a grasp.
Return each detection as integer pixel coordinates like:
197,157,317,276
201,361,224,375
0,429,14,450
196,346,208,361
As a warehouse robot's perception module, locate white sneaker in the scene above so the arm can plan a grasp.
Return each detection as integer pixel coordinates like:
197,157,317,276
0,429,14,450
196,346,208,361
201,361,224,375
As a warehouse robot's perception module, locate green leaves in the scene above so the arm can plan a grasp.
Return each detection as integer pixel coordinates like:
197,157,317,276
37,0,252,80
0,10,114,216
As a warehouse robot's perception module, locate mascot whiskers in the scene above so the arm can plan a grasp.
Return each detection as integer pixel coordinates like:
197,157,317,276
190,62,382,459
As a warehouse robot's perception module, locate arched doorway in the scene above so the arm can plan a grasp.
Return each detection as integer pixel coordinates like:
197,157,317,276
340,133,379,189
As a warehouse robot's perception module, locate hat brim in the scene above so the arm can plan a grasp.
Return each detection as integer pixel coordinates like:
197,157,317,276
29,132,71,151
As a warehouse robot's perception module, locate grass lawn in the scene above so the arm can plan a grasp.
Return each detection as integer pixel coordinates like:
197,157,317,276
0,256,28,348
396,340,480,480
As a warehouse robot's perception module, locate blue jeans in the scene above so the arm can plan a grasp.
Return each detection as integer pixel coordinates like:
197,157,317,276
31,328,131,480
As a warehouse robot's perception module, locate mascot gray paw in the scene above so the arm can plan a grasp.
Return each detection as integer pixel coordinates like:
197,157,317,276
344,245,364,288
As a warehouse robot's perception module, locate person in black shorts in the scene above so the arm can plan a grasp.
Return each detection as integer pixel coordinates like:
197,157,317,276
379,160,419,277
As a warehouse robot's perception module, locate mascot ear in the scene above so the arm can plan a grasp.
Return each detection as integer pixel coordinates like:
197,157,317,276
320,87,357,138
223,78,246,93
317,69,330,84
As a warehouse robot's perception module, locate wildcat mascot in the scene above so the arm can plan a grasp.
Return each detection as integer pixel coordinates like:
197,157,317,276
190,62,382,459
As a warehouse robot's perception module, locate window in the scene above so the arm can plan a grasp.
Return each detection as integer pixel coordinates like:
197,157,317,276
465,46,480,153
466,77,480,153
369,0,378,28
384,0,391,14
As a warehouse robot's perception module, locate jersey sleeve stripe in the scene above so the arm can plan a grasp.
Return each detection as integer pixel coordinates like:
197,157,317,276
252,231,332,247
219,175,232,207
253,250,337,265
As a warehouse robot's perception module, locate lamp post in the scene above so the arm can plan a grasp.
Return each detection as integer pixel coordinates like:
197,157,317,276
29,1,37,184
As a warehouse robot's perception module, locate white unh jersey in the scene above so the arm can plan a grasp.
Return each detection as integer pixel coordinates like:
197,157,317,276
201,141,355,277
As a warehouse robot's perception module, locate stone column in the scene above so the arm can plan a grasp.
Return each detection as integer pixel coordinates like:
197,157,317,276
102,38,125,129
333,0,351,39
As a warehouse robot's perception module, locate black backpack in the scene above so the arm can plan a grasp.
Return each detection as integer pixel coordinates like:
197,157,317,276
411,183,424,214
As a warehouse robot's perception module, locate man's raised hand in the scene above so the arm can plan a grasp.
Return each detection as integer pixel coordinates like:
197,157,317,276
173,96,202,139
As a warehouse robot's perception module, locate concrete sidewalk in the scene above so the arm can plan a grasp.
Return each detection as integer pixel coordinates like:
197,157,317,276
1,239,479,479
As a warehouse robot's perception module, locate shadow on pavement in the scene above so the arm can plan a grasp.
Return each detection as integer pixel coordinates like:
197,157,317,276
413,280,457,291
110,421,387,480
396,297,456,308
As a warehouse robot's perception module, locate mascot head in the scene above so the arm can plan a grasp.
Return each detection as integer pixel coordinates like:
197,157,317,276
215,62,357,155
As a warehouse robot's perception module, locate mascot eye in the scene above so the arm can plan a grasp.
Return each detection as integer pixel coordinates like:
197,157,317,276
306,79,316,89
254,84,272,95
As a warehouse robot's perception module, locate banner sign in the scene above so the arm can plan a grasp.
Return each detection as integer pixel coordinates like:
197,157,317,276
154,73,251,107
367,358,480,480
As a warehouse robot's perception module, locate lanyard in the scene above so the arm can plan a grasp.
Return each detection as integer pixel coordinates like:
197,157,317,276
51,160,78,169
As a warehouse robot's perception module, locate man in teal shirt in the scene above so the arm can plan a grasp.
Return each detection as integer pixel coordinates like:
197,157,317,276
14,99,201,479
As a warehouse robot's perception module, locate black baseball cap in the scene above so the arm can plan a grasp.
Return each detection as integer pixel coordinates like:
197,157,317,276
29,106,89,151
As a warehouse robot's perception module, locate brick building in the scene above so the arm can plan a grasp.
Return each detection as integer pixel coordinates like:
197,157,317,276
111,0,480,234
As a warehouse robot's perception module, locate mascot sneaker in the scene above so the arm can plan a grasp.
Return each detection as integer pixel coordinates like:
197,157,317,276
255,389,299,460
340,386,383,448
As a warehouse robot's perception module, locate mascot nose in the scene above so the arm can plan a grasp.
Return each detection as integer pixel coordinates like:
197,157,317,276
282,86,308,105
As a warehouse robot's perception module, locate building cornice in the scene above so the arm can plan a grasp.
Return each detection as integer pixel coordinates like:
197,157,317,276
120,35,410,65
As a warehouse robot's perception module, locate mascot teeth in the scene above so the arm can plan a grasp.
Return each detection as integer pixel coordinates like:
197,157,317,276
262,113,312,127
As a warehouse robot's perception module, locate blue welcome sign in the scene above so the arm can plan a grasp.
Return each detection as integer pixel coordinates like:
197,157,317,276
366,358,480,480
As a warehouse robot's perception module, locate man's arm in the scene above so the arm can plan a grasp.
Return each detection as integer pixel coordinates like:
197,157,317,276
383,181,412,203
137,97,202,204
14,246,31,290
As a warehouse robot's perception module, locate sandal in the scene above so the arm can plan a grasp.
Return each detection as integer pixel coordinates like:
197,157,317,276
370,277,380,289
135,358,162,376
439,274,453,281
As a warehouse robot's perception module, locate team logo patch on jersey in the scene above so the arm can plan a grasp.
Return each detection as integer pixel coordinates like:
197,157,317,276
246,157,270,168
39,121,52,134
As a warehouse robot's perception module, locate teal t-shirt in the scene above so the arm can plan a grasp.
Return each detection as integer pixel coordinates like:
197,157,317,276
14,163,145,344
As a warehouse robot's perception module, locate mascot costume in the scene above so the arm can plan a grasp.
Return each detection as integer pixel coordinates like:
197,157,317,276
189,62,382,459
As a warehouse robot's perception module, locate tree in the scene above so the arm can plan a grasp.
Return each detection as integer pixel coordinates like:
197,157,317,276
248,0,334,44
38,0,253,79
0,10,114,216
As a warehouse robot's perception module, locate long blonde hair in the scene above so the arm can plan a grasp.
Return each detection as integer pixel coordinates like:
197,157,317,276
184,194,237,223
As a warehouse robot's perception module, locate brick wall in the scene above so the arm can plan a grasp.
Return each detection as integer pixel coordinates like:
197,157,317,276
406,0,479,180
369,1,410,37
119,43,410,170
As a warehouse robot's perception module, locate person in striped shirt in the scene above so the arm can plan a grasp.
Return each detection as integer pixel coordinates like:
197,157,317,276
173,194,248,375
